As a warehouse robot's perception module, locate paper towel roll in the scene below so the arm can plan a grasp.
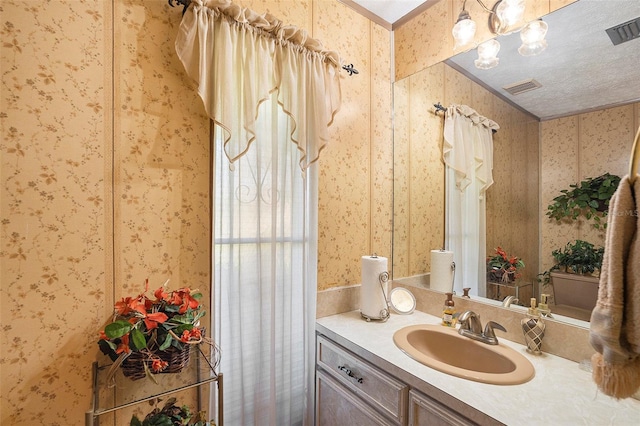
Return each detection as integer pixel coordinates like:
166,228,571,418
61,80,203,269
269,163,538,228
431,250,455,293
360,255,388,319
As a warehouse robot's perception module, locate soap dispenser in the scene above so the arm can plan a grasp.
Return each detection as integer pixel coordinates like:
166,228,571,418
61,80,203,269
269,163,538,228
521,297,545,354
442,292,456,327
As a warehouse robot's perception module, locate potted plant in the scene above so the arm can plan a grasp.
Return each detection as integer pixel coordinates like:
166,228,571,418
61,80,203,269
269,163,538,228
98,279,211,381
130,397,214,426
546,172,620,230
543,240,604,311
486,246,525,283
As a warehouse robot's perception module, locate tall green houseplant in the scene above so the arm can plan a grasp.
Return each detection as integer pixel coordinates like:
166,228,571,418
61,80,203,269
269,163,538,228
546,172,620,229
543,173,619,313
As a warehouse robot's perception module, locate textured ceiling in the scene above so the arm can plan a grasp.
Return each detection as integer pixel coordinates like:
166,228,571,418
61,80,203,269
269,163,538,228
447,0,640,120
354,0,640,121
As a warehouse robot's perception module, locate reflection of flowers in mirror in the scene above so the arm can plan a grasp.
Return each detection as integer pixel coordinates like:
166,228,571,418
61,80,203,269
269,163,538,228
487,246,525,282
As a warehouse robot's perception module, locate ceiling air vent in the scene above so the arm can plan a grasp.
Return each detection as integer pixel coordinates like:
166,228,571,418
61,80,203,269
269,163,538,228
502,79,542,96
606,17,640,46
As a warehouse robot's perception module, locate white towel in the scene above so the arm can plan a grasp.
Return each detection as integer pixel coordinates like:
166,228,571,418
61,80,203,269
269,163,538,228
589,175,640,398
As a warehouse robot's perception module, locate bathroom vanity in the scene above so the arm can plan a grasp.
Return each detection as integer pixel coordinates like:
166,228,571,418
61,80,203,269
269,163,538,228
316,310,640,425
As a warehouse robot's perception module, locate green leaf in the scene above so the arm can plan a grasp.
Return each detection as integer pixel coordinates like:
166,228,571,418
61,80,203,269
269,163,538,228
171,338,186,349
104,320,133,339
158,333,172,351
169,313,193,324
193,310,206,322
163,304,181,314
130,327,147,350
148,414,172,426
130,415,143,426
174,323,193,335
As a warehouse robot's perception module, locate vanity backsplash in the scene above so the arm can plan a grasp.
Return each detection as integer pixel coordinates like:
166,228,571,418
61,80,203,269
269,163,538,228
317,281,594,363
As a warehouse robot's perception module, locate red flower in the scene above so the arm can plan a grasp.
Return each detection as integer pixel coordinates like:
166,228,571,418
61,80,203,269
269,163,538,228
151,358,168,372
180,328,202,343
154,286,169,302
114,296,138,315
115,334,131,354
171,288,199,314
131,300,148,316
143,311,169,330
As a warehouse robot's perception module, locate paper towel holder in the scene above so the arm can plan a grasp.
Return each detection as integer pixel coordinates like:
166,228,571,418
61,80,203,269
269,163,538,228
361,254,391,322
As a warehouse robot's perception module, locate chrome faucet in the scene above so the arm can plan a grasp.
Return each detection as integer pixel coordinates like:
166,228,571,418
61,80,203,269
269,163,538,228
458,310,506,345
502,295,519,307
458,310,482,334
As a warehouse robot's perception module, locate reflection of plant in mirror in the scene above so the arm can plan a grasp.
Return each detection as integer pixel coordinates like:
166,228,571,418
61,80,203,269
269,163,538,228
487,246,525,282
546,173,620,229
538,239,604,287
551,240,604,276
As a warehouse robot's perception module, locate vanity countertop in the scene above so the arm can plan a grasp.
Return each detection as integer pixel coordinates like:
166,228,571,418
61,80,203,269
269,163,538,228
316,310,640,425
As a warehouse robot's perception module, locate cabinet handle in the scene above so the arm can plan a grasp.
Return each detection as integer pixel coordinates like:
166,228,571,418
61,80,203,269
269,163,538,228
337,365,364,384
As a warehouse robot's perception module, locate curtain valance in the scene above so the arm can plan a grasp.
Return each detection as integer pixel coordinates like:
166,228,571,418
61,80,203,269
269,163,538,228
175,0,342,169
443,104,499,193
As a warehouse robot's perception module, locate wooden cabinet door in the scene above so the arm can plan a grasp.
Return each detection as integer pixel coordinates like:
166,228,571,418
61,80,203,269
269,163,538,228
408,390,476,426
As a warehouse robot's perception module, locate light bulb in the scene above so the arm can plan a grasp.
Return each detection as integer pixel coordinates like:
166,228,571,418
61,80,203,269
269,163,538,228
519,20,548,56
452,10,477,49
474,39,500,70
496,0,525,27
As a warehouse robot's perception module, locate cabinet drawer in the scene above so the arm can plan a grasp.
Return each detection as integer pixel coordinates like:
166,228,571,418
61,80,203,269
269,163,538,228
317,334,408,424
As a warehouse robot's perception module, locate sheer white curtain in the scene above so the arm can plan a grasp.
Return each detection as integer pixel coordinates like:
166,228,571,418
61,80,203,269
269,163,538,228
175,1,341,424
443,105,499,297
213,97,317,425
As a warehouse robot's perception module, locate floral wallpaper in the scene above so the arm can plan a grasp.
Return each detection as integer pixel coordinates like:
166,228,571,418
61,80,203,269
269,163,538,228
1,1,112,424
113,0,211,297
540,102,640,272
1,0,391,423
315,1,392,290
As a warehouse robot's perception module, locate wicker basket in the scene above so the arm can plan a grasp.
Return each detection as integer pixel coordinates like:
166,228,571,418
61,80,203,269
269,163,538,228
121,344,191,381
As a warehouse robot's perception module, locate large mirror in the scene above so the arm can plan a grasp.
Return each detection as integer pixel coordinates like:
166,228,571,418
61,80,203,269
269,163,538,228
392,0,640,326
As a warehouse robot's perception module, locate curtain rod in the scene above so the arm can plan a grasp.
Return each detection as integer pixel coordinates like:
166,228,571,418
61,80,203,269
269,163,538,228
435,102,498,133
168,0,359,76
